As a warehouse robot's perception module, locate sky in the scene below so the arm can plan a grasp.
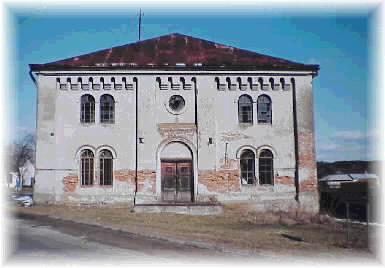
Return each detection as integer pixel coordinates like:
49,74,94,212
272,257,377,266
5,3,381,162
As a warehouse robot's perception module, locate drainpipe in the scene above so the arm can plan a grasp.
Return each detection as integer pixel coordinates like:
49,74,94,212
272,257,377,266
193,77,198,202
133,77,138,206
291,78,300,201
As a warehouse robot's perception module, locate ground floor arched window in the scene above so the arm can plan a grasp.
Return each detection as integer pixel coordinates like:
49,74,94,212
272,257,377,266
240,149,255,185
99,149,113,185
259,149,274,185
81,149,94,186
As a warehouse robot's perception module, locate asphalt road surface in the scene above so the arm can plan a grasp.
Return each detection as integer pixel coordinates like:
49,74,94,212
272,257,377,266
7,215,245,264
6,214,379,265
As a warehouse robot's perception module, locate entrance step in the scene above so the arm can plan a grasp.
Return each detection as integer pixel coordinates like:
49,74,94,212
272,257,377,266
133,203,223,215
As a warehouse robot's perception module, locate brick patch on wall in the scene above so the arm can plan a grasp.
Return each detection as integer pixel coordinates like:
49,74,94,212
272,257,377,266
297,130,318,193
137,170,156,194
298,130,316,169
113,169,136,183
299,176,318,192
275,176,294,185
198,170,240,193
63,174,79,192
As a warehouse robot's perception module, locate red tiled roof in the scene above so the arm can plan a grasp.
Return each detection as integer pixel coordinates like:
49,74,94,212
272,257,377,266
30,33,319,71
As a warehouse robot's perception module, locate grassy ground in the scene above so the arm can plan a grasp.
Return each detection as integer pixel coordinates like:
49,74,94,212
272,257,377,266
12,204,371,252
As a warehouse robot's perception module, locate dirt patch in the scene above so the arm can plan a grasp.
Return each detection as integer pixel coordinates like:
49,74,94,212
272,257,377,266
12,204,371,252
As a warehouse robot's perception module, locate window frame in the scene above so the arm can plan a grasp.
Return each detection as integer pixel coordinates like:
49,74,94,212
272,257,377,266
258,149,274,185
238,94,253,124
80,94,95,124
99,149,113,186
257,94,272,124
100,94,115,124
240,149,256,185
80,149,94,186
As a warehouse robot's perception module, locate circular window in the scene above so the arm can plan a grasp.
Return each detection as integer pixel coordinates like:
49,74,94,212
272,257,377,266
168,95,185,113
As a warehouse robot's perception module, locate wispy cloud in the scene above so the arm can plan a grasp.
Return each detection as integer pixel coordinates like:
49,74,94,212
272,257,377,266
334,129,377,140
317,143,339,150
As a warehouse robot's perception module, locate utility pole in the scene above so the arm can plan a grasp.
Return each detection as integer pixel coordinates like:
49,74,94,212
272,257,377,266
138,9,144,41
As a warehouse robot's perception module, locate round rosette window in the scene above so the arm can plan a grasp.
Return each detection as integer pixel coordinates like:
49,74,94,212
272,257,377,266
167,95,186,114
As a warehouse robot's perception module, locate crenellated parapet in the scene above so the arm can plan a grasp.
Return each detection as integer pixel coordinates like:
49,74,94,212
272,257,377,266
56,76,137,91
156,76,196,90
215,76,292,91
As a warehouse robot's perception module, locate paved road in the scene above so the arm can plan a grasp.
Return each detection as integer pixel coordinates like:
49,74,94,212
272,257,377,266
6,214,380,265
7,215,243,264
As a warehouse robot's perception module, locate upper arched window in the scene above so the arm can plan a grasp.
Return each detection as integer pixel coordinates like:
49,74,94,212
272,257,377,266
80,94,95,123
99,149,113,186
100,94,115,123
240,149,255,185
238,95,253,123
257,95,272,124
80,149,94,186
259,149,274,185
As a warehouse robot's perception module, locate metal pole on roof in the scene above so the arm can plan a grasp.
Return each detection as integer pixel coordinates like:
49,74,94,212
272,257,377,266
138,9,144,41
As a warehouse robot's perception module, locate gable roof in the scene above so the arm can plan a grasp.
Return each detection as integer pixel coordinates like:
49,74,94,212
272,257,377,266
30,33,319,72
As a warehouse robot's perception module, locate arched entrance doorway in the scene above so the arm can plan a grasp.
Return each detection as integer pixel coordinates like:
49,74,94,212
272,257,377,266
160,142,193,203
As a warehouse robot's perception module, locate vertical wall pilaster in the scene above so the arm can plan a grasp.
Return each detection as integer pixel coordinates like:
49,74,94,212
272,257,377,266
294,75,319,214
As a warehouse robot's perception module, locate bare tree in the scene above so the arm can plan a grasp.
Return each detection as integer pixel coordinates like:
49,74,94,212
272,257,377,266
8,133,36,176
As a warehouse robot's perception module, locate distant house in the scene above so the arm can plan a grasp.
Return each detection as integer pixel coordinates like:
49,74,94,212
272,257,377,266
318,173,378,191
19,160,35,187
7,172,19,189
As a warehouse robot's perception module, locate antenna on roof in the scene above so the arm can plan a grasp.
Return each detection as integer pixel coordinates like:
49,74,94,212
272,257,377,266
138,9,144,41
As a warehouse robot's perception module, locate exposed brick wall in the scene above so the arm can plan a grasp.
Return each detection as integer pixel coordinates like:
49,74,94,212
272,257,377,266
63,174,79,192
297,130,318,193
113,169,136,183
275,176,294,185
198,170,240,193
299,176,318,192
137,170,156,194
298,130,316,169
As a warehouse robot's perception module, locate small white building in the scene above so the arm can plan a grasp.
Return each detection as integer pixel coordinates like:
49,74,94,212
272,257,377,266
19,159,35,187
30,33,319,215
7,172,19,189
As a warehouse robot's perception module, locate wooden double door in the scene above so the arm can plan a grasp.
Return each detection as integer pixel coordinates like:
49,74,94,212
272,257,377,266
161,161,193,202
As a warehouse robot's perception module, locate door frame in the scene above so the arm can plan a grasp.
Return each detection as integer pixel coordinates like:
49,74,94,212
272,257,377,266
156,139,197,203
160,159,194,202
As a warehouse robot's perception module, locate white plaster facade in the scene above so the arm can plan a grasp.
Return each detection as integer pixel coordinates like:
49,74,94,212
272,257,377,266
30,33,319,214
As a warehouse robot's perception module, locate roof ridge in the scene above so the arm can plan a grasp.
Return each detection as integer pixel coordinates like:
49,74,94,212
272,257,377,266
32,32,319,71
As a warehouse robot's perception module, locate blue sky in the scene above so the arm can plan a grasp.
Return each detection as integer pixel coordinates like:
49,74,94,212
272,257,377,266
8,5,378,162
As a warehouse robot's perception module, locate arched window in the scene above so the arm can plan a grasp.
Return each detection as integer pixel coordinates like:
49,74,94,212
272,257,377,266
240,149,255,185
99,149,113,186
238,95,253,123
257,95,272,123
100,94,115,123
80,94,95,123
80,149,94,186
259,149,274,185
